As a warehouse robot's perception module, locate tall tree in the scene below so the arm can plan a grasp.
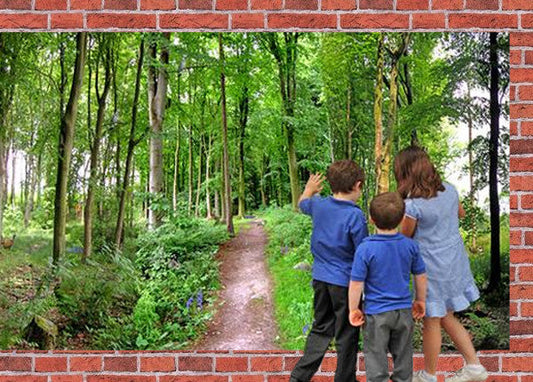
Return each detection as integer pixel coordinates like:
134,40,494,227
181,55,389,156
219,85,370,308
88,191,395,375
147,33,170,229
374,33,385,194
53,32,88,264
83,35,113,262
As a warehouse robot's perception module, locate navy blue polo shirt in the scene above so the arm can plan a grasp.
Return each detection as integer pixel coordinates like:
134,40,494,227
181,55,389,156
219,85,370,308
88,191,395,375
351,233,426,315
299,196,368,287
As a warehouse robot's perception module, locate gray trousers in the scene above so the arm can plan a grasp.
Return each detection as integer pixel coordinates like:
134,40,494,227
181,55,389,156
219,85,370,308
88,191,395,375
363,309,413,382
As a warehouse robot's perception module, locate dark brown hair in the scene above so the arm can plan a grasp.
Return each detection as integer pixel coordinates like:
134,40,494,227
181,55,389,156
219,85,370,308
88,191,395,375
370,192,405,230
326,160,365,194
394,146,445,199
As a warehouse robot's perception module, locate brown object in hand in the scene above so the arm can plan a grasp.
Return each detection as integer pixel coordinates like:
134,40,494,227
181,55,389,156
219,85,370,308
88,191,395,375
1,234,16,250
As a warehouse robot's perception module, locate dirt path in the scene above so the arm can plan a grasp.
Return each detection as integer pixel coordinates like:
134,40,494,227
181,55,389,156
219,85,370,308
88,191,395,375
194,219,279,350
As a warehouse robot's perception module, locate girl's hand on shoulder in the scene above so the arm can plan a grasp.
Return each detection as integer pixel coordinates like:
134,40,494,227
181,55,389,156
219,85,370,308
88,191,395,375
412,300,426,320
349,309,365,327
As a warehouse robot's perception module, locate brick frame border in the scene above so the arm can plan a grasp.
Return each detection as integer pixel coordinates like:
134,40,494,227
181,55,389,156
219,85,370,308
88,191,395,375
1,1,532,380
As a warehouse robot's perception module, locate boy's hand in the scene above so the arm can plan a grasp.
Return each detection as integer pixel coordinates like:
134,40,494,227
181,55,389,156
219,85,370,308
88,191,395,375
412,300,426,320
349,309,365,327
304,173,325,196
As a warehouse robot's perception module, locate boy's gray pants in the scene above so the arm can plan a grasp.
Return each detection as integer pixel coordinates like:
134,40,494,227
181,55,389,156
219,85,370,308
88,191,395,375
363,308,414,382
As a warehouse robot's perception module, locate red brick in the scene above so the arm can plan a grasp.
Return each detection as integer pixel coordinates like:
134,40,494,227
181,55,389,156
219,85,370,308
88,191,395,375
232,13,263,28
511,176,533,191
0,357,32,371
285,0,318,9
103,356,137,372
215,356,248,372
519,266,533,280
71,0,101,8
511,229,522,245
504,0,533,9
283,356,300,370
510,156,533,172
268,13,336,28
216,0,247,8
397,0,428,10
104,0,137,9
511,50,522,65
159,377,227,382
511,33,533,47
0,0,30,8
35,357,67,372
86,13,156,28
178,356,212,372
51,376,84,382
511,140,533,154
511,284,533,299
520,14,533,28
526,230,533,244
250,356,283,371
320,356,336,372
511,212,533,227
510,336,533,351
251,0,281,9
413,13,446,28
510,301,518,316
503,356,533,371
141,0,176,9
87,377,156,382
523,194,533,209
51,13,84,28
140,357,176,372
232,377,263,382
466,0,498,9
160,13,227,28
0,13,47,28
486,377,518,382
359,0,392,8
509,319,531,335
35,0,66,9
341,13,409,28
179,0,212,8
432,0,462,9
522,121,533,136
512,68,533,83
448,13,517,28
311,377,333,382
267,377,290,382
511,249,533,263
511,120,518,135
70,356,102,372
0,377,47,382
478,356,499,372
437,357,464,371
322,0,355,9
518,85,533,100
511,266,516,281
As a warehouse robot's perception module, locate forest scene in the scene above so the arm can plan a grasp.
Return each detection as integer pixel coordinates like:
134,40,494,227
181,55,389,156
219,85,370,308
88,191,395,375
0,32,509,351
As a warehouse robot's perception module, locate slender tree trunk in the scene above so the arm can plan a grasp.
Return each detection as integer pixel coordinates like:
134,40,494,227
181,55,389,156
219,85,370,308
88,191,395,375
467,87,477,249
53,32,87,265
172,123,181,212
374,33,385,193
214,159,220,218
147,33,170,229
83,39,112,263
205,134,212,219
194,135,203,217
237,90,249,218
188,126,193,216
115,38,144,250
9,146,15,207
346,85,352,159
219,34,234,234
487,32,501,292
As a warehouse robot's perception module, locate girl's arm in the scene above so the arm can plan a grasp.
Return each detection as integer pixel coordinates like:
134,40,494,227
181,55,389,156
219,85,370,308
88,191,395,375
458,202,466,219
400,215,417,238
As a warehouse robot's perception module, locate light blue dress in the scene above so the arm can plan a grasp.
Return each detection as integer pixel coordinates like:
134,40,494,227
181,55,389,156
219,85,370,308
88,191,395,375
405,182,479,318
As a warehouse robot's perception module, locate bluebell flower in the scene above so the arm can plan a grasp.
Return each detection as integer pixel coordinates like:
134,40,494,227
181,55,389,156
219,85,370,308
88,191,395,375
186,296,194,310
303,324,310,335
196,290,203,310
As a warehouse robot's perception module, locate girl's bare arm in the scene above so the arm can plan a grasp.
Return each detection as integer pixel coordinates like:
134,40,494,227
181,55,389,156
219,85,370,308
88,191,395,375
400,215,417,238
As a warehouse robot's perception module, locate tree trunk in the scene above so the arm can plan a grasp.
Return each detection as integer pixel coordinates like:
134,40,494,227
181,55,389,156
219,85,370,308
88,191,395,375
194,135,203,217
172,123,181,212
188,125,193,216
467,85,477,250
346,85,352,160
374,33,385,194
83,37,112,263
219,34,234,235
53,32,87,265
115,38,145,250
9,146,15,207
237,87,249,218
205,134,212,219
487,32,501,292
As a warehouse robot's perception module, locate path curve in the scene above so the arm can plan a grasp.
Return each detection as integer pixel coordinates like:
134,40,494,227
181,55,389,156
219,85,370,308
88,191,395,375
194,219,279,350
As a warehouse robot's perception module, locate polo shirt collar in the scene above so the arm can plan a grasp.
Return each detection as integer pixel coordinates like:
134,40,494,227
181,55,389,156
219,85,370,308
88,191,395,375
329,196,358,207
368,233,403,241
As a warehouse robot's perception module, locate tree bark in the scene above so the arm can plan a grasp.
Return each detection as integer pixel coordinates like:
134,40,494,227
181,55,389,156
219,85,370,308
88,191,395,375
147,33,170,229
115,38,145,250
205,133,213,219
487,32,501,292
194,134,203,217
188,125,193,216
374,33,385,194
53,32,88,265
219,34,234,235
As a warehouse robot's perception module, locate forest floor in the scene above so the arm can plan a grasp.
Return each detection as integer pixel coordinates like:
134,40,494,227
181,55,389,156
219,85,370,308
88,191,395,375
194,219,280,350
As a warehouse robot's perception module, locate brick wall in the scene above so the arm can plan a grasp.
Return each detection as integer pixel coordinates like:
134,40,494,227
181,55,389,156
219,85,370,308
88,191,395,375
0,1,532,380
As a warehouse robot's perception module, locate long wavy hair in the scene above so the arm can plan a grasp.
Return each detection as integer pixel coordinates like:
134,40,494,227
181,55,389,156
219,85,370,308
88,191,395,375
394,146,445,199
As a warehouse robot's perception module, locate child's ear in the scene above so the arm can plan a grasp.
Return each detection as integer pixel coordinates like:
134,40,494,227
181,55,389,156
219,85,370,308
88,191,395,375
369,216,375,225
353,181,362,192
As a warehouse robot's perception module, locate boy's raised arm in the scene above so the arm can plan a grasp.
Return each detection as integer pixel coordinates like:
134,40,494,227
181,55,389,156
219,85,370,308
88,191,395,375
412,273,427,320
348,281,364,326
299,173,325,204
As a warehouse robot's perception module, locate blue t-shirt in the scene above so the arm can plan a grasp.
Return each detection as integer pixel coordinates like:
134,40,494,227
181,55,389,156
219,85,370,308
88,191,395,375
351,233,426,315
299,196,368,287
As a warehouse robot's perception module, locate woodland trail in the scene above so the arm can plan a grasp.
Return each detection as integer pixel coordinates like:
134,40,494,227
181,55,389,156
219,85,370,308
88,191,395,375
194,219,280,350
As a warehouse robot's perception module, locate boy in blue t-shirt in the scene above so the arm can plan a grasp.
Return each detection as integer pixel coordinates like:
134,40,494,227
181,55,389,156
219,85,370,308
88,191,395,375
290,160,368,382
349,192,427,382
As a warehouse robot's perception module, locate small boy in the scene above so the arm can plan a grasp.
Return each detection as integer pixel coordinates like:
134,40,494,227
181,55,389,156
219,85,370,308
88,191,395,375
290,160,368,382
349,192,427,382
